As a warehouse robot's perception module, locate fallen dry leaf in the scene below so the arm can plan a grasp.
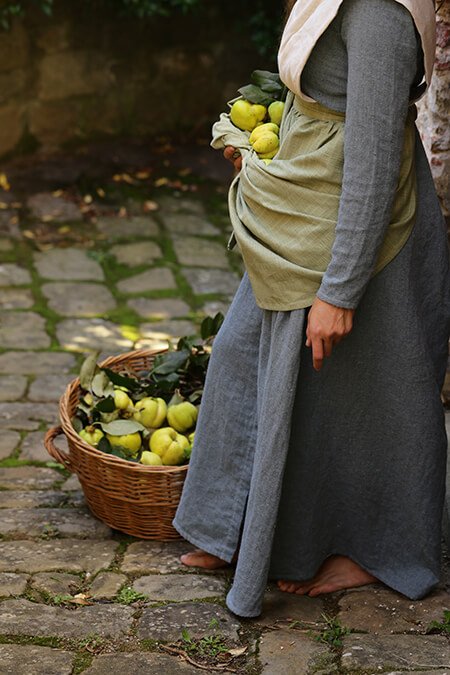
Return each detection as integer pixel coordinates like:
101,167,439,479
227,646,248,657
0,173,11,191
143,200,159,212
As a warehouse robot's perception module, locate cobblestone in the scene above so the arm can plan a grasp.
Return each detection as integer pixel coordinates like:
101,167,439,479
132,573,226,601
340,634,450,671
338,588,450,634
84,652,200,674
0,429,21,459
172,235,229,268
0,572,29,597
0,467,61,490
27,192,82,222
0,351,76,374
0,288,34,309
31,571,82,597
0,539,118,573
127,297,190,319
0,507,112,538
0,312,50,349
110,240,162,266
182,267,241,295
0,599,135,639
0,490,71,508
0,644,75,675
121,541,195,575
137,602,240,642
162,212,220,236
27,374,72,402
96,215,159,239
33,247,103,280
56,318,134,351
0,375,28,401
117,267,176,294
259,629,331,675
42,282,116,316
0,263,31,285
89,572,127,599
0,401,57,430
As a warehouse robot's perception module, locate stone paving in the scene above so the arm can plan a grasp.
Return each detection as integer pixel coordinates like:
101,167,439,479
0,159,448,675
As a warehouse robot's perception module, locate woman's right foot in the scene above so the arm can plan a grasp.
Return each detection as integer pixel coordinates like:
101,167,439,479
180,549,234,570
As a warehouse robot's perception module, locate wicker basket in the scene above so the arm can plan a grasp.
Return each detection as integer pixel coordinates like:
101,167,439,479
44,348,188,540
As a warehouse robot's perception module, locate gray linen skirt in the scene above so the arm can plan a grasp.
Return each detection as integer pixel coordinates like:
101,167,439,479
173,136,450,618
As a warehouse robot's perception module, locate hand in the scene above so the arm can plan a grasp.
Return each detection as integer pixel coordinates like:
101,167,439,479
224,146,242,173
306,297,355,371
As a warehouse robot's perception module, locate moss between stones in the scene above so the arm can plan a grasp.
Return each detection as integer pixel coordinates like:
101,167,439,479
71,651,94,674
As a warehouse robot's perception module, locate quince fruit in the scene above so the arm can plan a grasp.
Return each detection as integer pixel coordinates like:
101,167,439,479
230,99,267,132
114,389,132,410
149,427,189,466
249,123,279,144
106,432,141,457
133,397,167,428
268,101,285,126
140,451,163,466
166,401,198,433
79,426,104,448
259,148,279,160
252,132,279,155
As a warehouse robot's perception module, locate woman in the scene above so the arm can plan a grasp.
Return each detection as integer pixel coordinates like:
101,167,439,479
173,0,450,618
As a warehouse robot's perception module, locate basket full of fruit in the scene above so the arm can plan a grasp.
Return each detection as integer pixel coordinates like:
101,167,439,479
44,315,223,540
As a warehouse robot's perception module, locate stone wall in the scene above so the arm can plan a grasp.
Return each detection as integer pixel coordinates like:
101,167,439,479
417,1,450,216
0,3,271,156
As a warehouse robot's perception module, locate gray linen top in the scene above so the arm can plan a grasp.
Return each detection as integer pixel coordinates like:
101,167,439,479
301,0,424,308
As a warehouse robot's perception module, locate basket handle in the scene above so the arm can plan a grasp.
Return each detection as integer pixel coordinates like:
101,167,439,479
44,426,73,472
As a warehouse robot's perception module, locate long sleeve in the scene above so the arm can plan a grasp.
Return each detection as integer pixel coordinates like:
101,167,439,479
316,0,420,309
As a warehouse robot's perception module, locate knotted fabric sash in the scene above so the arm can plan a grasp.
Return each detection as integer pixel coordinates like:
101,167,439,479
211,93,417,310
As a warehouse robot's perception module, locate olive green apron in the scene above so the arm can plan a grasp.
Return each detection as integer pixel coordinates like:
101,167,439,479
212,92,417,310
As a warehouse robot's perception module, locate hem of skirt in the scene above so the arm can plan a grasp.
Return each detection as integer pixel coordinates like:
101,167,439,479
171,518,236,564
225,590,262,618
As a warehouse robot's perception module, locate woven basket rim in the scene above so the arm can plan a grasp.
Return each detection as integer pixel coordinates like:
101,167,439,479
59,348,189,475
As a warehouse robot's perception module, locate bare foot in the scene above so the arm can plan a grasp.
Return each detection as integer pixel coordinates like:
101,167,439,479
277,555,377,596
180,549,234,570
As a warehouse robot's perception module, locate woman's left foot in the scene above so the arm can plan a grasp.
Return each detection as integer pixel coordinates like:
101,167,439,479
277,555,377,596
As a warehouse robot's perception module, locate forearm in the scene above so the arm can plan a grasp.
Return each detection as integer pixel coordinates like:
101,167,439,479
317,0,420,309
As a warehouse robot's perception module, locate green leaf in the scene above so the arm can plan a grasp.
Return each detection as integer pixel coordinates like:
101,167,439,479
99,419,145,436
151,350,190,375
238,84,275,107
91,371,113,397
94,396,115,413
97,436,112,454
71,416,84,433
168,390,184,407
101,368,140,391
201,313,224,340
251,70,283,94
177,335,201,351
79,352,100,390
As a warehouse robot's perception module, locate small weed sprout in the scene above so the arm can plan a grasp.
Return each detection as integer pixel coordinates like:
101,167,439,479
116,586,147,605
181,628,229,658
316,614,350,647
427,609,450,635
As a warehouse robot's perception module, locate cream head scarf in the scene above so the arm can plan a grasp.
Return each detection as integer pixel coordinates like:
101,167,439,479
278,0,436,102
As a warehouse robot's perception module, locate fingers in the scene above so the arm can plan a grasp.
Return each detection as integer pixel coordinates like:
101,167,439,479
311,336,324,371
224,147,242,173
223,146,235,162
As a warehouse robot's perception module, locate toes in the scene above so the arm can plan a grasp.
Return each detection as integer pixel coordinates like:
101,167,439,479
294,583,314,595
